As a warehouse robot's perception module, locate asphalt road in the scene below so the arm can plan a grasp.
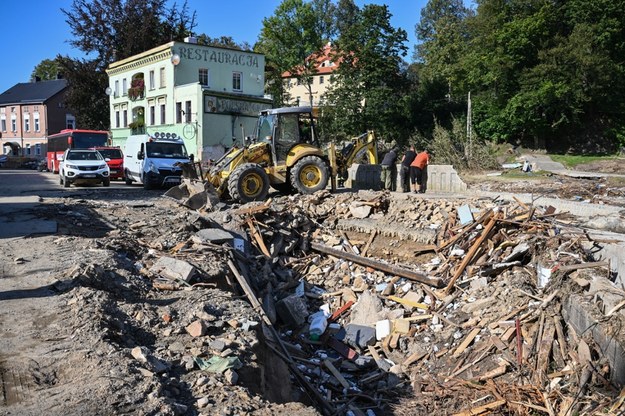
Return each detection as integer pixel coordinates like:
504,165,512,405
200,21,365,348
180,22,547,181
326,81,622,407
0,169,163,238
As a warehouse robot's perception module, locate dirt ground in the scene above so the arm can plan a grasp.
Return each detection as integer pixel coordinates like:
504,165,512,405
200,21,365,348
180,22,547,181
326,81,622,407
1,167,624,416
464,157,625,207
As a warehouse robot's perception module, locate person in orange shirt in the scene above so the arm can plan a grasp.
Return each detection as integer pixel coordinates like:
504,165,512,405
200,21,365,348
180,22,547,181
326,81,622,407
410,150,429,193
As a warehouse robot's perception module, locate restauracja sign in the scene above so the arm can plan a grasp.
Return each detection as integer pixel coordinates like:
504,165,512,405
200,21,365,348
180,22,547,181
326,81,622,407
176,46,260,68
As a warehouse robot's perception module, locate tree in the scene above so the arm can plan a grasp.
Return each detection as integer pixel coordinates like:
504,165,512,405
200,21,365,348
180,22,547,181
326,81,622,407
31,59,62,82
59,0,196,129
323,4,409,144
256,0,335,107
195,35,251,51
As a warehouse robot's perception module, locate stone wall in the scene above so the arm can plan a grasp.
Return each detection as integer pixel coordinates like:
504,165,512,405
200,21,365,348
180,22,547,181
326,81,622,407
346,164,467,193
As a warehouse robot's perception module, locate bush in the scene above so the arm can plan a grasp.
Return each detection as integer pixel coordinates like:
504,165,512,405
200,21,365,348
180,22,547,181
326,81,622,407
427,118,499,171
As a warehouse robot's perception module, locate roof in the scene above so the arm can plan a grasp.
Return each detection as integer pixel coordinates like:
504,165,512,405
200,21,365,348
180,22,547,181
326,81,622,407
282,43,341,78
0,79,68,106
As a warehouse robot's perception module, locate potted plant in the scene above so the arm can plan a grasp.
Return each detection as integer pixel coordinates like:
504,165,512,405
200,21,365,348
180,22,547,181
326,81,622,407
128,77,145,101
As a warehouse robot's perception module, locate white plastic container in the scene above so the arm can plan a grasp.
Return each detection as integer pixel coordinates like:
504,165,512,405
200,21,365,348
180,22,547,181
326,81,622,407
309,311,328,341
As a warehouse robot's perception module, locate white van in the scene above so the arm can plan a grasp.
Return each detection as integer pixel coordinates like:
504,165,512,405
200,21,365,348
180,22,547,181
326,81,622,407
123,134,191,189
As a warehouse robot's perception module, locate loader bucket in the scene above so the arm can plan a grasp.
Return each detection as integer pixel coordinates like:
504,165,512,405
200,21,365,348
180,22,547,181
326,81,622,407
164,179,220,211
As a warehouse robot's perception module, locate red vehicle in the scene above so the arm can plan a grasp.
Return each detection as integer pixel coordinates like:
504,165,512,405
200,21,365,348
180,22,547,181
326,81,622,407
94,147,124,180
47,129,109,173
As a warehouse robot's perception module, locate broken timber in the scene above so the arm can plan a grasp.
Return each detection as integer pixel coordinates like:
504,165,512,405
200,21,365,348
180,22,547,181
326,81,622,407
310,241,444,288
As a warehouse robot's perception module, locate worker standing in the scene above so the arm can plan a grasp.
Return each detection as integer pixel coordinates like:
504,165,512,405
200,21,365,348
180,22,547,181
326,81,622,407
380,147,398,191
399,145,416,192
410,150,429,193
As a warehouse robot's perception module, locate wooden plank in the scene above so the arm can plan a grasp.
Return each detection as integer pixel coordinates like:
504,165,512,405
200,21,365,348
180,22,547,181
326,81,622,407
323,359,350,390
452,399,507,416
445,212,499,294
361,229,377,257
387,295,429,310
402,351,427,367
476,364,507,381
535,321,555,384
246,217,271,257
453,327,482,357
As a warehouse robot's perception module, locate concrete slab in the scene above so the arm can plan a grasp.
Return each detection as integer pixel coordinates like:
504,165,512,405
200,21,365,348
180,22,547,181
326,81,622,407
0,220,58,239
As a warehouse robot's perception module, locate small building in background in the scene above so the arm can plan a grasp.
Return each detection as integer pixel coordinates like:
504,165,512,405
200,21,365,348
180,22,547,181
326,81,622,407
282,43,340,114
0,79,72,158
106,38,272,161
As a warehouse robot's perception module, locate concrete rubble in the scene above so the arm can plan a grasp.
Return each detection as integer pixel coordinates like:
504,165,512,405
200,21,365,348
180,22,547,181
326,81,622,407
13,186,625,415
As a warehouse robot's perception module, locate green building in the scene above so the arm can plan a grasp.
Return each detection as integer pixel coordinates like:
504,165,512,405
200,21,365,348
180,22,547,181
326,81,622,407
105,38,271,161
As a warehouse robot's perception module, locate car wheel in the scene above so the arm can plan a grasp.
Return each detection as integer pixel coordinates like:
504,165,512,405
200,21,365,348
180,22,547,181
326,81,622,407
124,170,133,185
63,174,70,188
103,178,111,187
142,176,153,190
59,173,63,185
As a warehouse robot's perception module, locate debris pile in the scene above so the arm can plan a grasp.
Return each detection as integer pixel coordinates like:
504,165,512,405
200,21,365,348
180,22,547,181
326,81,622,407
39,189,625,415
206,190,625,415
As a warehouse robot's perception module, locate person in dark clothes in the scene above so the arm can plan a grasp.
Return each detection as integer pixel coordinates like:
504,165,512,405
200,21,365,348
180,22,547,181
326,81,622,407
399,145,416,192
410,150,430,193
380,147,398,191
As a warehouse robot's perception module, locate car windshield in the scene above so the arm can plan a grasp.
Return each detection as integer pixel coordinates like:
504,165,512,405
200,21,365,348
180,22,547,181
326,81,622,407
67,151,103,161
97,149,123,159
146,142,188,158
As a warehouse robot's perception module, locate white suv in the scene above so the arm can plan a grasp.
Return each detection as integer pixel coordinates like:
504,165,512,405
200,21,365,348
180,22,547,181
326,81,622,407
59,149,111,188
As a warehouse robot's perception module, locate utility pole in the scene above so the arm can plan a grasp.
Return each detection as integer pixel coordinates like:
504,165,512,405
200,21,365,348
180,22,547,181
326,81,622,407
466,91,472,160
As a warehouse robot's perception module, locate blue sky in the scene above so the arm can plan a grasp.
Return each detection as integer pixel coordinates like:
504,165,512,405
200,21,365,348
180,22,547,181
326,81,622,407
0,0,426,93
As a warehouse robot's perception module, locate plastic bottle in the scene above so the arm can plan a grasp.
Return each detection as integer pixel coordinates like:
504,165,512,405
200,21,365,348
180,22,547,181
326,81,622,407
309,311,328,341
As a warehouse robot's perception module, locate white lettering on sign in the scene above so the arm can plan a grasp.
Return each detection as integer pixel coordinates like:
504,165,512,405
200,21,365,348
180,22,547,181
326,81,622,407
178,47,259,68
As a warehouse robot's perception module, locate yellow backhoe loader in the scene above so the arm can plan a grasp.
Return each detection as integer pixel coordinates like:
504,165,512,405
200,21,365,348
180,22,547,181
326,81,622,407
165,106,378,207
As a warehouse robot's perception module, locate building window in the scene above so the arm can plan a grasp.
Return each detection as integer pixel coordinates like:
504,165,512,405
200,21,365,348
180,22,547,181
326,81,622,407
199,68,209,86
114,80,119,97
24,117,30,132
25,144,31,155
296,78,302,86
122,78,128,96
149,103,155,125
319,76,324,84
176,102,182,123
1,118,6,132
185,101,192,123
160,103,166,124
11,118,17,132
159,67,166,88
123,109,128,127
115,109,120,128
34,115,40,131
149,70,155,90
232,72,242,91
66,116,75,130
35,143,42,156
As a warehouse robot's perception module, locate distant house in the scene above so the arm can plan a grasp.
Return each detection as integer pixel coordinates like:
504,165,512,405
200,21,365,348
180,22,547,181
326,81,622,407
282,43,340,110
0,79,73,157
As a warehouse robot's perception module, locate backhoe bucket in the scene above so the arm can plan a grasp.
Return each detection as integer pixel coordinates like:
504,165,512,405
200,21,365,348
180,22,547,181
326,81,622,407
164,179,220,211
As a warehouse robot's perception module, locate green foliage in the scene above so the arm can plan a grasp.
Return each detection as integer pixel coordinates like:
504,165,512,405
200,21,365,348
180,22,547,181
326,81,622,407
322,4,409,145
428,118,499,171
256,0,334,107
195,35,251,51
549,154,616,168
31,59,62,81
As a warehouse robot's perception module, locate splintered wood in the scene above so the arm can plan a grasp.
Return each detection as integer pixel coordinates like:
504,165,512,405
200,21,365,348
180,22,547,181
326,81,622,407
220,192,623,415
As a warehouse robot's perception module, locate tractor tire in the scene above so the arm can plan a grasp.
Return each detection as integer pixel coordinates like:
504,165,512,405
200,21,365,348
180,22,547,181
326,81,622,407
228,163,270,203
290,156,329,194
